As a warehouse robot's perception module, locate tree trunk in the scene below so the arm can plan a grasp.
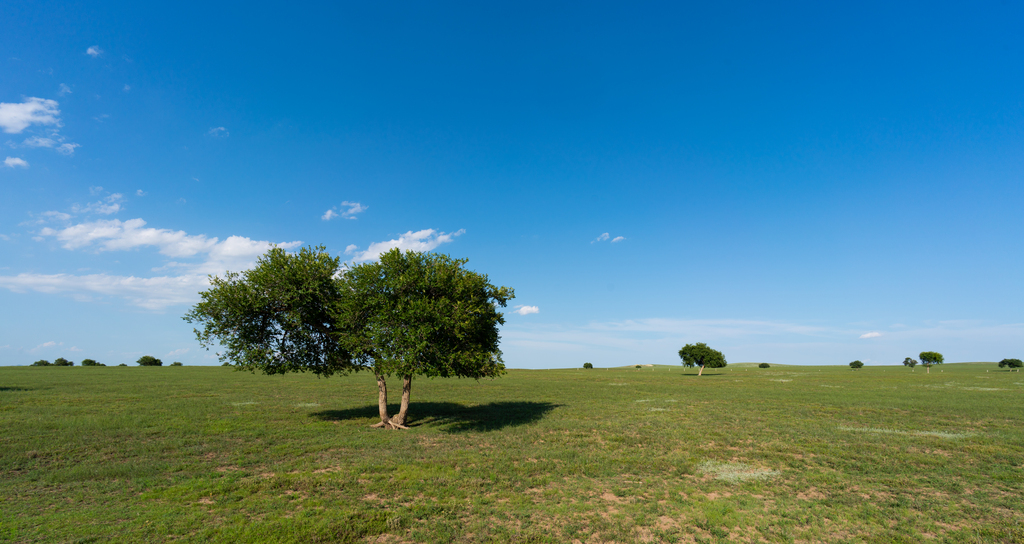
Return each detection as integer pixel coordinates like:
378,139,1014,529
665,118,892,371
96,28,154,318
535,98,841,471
392,375,412,426
698,365,704,376
370,372,409,430
926,365,930,374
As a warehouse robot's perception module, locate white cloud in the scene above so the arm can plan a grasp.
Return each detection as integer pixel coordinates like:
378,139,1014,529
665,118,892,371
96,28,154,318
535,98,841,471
0,272,210,310
58,83,72,96
344,244,358,253
136,189,146,196
89,186,104,195
340,201,367,219
345,229,464,262
859,331,882,339
166,348,189,357
0,97,61,134
4,157,28,168
611,236,625,243
23,136,56,148
86,46,102,58
323,201,368,221
593,233,609,243
71,193,124,215
208,127,228,137
68,346,82,352
57,143,80,155
41,211,71,221
31,341,58,352
513,305,540,316
123,84,131,92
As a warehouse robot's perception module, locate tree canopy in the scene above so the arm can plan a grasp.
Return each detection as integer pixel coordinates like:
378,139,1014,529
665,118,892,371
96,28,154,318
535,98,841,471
849,360,864,369
186,246,514,430
678,343,727,376
137,355,163,366
53,357,74,366
998,358,1022,369
919,351,943,373
902,357,918,368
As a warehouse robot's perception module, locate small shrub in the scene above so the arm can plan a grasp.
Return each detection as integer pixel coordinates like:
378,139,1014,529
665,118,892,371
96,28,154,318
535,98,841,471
758,363,770,368
170,362,183,366
81,359,105,367
635,365,641,370
136,355,163,366
902,357,918,368
222,362,233,367
118,363,127,367
53,358,74,367
583,362,593,369
30,359,52,366
849,360,864,369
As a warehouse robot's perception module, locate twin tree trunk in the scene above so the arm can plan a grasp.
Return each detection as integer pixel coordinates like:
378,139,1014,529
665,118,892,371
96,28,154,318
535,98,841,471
372,373,413,430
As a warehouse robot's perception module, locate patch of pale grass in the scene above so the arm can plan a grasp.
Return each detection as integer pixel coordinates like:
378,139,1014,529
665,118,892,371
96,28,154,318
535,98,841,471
839,426,975,439
960,387,1006,391
634,399,653,403
769,379,792,383
230,402,257,406
699,461,780,483
820,385,841,388
294,403,320,407
648,408,669,412
608,383,628,386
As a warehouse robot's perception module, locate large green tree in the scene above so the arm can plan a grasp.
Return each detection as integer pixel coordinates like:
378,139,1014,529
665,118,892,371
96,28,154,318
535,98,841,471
185,246,513,430
919,351,943,373
678,343,727,376
336,249,513,429
998,358,1022,370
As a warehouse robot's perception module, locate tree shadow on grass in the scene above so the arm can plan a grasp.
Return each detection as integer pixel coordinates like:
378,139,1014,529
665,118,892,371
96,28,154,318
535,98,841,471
311,401,561,433
0,386,31,391
678,373,727,378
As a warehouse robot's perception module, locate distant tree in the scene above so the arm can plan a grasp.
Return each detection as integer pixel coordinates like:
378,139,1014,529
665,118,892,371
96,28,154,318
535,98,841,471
919,351,943,374
170,362,183,366
30,359,52,366
583,362,593,369
80,359,104,367
758,363,770,368
635,365,641,370
221,362,233,367
678,343,727,376
998,358,1023,370
849,360,864,369
53,357,74,366
117,363,127,367
902,357,918,368
136,355,163,366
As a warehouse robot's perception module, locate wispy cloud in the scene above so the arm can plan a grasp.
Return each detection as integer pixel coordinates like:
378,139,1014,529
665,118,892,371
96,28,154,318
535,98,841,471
30,341,59,353
4,157,28,168
513,305,540,316
71,193,124,215
207,127,228,137
859,331,882,339
0,98,61,134
166,348,189,358
611,236,625,243
593,232,626,244
123,84,131,92
21,134,80,156
322,201,368,221
593,233,609,243
86,46,103,58
136,189,146,196
2,217,302,310
345,229,464,262
58,83,72,96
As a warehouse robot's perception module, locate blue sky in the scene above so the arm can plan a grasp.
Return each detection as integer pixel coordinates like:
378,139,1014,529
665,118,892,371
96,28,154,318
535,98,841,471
2,1,1022,367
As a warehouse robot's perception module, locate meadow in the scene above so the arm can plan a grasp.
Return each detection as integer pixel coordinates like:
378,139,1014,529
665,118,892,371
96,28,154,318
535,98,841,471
1,362,1021,543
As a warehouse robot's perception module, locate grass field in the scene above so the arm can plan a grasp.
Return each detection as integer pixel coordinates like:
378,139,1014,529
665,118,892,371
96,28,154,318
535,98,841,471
1,363,1022,543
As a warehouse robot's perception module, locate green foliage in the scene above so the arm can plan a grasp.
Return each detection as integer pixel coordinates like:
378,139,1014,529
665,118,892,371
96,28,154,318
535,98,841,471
903,357,918,368
849,360,864,369
998,358,1023,369
52,358,74,367
30,360,51,366
221,362,233,367
336,248,513,379
920,351,944,367
583,362,593,369
117,363,127,367
170,362,183,367
136,355,163,366
80,359,104,367
678,343,727,369
185,246,355,377
758,363,770,368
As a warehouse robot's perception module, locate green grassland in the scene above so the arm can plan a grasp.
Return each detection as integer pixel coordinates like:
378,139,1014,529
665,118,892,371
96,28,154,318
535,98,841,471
1,363,1022,543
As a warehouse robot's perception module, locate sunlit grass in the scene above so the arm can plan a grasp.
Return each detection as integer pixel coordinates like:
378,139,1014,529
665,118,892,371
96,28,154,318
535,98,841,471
1,363,1022,542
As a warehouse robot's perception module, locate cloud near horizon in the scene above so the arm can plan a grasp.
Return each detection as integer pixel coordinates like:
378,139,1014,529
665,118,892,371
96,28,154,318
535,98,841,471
859,331,882,339
513,305,540,315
